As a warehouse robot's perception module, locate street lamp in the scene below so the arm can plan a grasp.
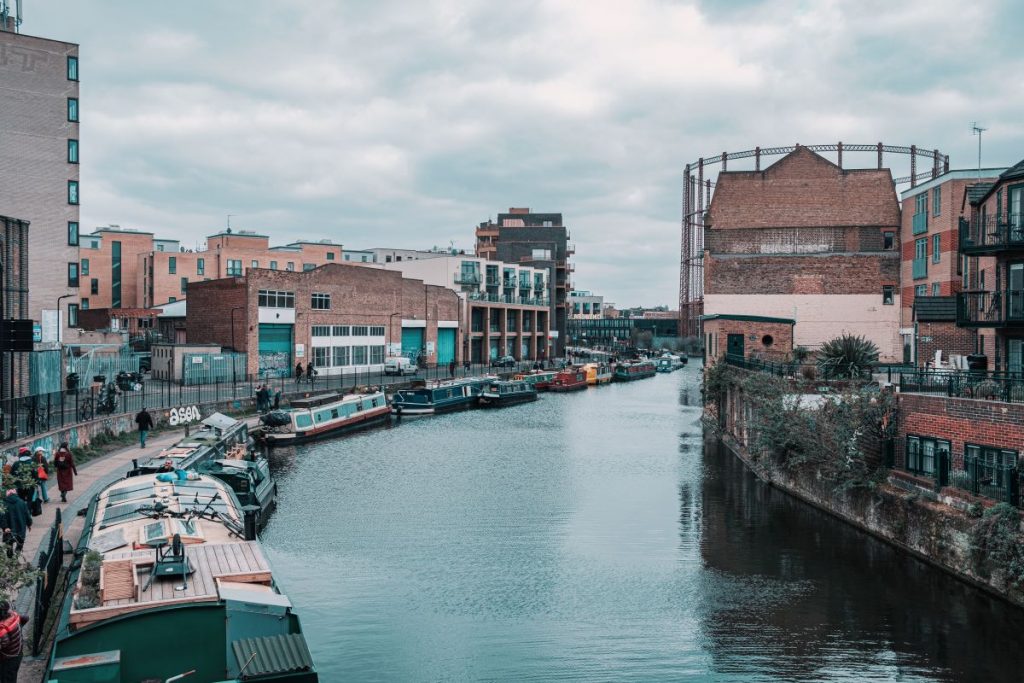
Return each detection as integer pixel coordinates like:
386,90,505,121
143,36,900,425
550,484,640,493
56,293,75,346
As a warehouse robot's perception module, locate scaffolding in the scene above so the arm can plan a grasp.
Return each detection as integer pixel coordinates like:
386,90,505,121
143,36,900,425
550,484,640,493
679,142,950,338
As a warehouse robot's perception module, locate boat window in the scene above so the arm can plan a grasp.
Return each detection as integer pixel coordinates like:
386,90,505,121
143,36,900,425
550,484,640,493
331,409,339,419
296,414,313,429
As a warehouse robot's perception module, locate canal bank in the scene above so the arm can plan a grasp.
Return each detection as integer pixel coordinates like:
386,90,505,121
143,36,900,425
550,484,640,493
261,366,1024,682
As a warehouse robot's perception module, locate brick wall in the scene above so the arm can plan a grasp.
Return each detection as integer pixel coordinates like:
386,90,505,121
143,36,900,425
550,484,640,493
707,147,901,230
914,321,976,367
898,393,1024,469
706,253,899,294
706,225,891,254
185,277,249,352
703,319,793,364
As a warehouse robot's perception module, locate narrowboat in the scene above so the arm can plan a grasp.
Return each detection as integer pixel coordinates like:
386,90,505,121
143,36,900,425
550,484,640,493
656,358,674,373
253,391,389,446
390,378,488,415
195,456,277,527
548,367,588,392
47,473,318,682
479,379,539,407
613,360,657,381
513,370,559,391
583,363,613,385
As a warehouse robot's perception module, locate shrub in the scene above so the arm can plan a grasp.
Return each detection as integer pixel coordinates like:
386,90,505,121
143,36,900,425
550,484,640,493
75,550,103,609
970,503,1024,586
816,334,880,380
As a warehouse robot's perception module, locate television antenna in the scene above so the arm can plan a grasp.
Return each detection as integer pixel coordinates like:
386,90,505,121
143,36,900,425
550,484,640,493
971,122,987,174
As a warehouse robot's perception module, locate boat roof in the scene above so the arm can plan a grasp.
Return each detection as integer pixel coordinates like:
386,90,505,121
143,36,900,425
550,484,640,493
290,390,381,409
70,474,279,628
202,412,239,431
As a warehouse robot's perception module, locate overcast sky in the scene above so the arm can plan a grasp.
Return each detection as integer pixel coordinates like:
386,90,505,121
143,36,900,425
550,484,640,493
25,0,1024,307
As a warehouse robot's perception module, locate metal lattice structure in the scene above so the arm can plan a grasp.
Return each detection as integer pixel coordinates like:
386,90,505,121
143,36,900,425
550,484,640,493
679,142,950,338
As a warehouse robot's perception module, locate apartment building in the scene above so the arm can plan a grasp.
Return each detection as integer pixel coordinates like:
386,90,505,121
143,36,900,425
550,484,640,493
186,263,460,377
898,169,1005,365
381,254,551,362
0,15,80,341
703,147,902,361
569,291,603,319
474,208,574,356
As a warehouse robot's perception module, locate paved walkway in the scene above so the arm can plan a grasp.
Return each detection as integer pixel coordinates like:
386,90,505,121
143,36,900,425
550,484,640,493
16,418,258,680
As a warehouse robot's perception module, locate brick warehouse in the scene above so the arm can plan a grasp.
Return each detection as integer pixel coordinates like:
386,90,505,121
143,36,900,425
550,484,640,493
186,264,460,378
703,146,902,361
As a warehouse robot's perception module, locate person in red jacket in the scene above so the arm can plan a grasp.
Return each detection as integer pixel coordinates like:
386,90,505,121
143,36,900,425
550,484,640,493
0,600,28,683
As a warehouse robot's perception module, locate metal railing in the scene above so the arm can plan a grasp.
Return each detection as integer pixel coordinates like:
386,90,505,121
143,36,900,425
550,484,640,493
959,214,1024,253
32,508,64,656
898,369,1024,403
947,455,1019,507
912,212,928,235
912,257,928,279
455,272,481,285
957,290,1024,327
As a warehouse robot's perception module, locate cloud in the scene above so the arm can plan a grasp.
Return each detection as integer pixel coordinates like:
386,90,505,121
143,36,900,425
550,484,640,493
24,0,1024,307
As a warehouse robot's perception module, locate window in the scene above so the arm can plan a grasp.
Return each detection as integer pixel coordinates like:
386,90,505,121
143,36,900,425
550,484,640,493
327,252,335,260
933,186,941,216
906,436,949,476
332,346,350,366
313,346,329,367
112,241,121,307
67,262,79,287
257,290,295,308
67,221,79,246
68,139,79,164
156,244,165,252
67,303,79,327
303,263,315,272
251,259,259,269
386,256,392,263
882,285,894,305
197,258,205,275
915,193,927,215
333,326,350,336
370,345,385,364
344,254,351,261
882,231,895,250
915,237,927,259
270,261,277,270
227,259,242,276
932,282,941,296
168,297,177,303
68,181,79,205
369,326,385,337
168,256,176,274
311,293,331,310
312,326,331,337
362,255,368,262
67,55,78,81
180,277,188,294
965,444,1018,489
352,345,368,364
915,284,927,297
932,234,941,263
351,325,368,336
90,278,98,295
286,262,295,271
67,98,78,122
80,258,89,275
80,298,89,310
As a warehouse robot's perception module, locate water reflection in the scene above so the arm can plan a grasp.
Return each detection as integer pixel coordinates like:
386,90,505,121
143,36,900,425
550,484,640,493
257,366,1023,682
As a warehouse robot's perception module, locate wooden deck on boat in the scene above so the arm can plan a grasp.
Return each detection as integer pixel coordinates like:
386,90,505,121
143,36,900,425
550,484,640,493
71,541,272,626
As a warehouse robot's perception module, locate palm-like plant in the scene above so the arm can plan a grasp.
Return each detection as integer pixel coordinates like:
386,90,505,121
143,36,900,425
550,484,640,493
816,334,879,379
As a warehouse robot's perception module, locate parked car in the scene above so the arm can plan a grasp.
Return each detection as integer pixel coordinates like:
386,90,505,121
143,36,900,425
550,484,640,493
490,355,517,368
384,356,418,376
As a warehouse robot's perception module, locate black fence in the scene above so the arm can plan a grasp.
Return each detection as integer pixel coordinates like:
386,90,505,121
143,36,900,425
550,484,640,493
32,507,64,656
0,360,553,444
898,369,1024,403
723,354,906,382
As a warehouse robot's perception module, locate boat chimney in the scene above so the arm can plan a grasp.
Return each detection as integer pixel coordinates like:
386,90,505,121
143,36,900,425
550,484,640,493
242,505,260,541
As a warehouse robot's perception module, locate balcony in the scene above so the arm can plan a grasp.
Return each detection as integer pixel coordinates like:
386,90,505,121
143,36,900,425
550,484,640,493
959,215,1024,255
455,272,481,285
957,290,1024,327
502,277,517,288
912,212,928,235
567,242,575,255
485,275,499,287
912,258,928,280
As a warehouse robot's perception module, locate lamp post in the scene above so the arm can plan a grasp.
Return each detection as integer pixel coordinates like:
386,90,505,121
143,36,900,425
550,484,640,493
56,293,75,346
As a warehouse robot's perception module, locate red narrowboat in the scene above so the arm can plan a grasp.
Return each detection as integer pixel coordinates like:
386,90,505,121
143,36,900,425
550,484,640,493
548,367,588,392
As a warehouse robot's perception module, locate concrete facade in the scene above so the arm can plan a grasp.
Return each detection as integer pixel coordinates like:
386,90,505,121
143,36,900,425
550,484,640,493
0,25,80,342
186,264,461,377
569,290,603,319
703,147,903,361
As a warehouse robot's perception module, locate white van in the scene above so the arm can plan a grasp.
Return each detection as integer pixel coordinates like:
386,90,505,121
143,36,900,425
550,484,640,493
384,356,418,376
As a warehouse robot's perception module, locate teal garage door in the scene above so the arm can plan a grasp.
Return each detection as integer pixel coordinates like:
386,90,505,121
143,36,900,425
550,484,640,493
258,323,293,377
437,328,456,364
401,328,424,362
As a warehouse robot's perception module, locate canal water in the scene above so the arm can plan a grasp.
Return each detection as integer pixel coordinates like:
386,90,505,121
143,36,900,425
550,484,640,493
261,367,1024,682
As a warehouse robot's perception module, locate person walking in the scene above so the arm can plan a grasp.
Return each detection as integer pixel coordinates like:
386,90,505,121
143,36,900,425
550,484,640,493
0,600,29,683
7,450,33,506
273,389,282,410
32,448,49,504
134,407,154,448
295,362,304,385
448,360,456,378
307,364,318,387
256,384,268,412
2,490,29,554
53,443,77,504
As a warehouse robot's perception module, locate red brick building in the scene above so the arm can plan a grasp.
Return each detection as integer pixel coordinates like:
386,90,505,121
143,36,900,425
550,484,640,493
701,314,794,366
186,263,461,378
703,147,903,361
957,159,1024,374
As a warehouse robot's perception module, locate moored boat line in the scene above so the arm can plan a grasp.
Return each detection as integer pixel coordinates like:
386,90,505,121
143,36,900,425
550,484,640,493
548,367,588,392
479,379,539,407
253,390,389,446
613,360,658,381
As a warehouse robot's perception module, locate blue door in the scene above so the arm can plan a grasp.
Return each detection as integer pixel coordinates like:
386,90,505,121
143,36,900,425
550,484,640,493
258,323,293,377
401,328,424,362
437,329,456,364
